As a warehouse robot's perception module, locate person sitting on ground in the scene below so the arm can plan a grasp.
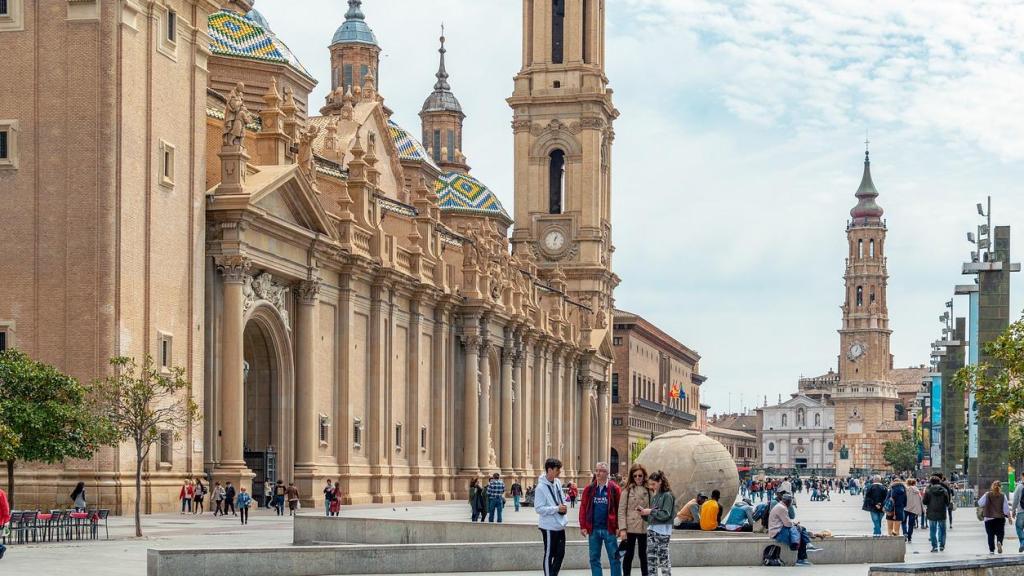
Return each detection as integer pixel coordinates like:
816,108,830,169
724,498,756,532
700,489,725,531
674,493,706,530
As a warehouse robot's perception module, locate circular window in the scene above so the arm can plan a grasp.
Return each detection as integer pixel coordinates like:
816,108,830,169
768,442,775,452
828,441,834,451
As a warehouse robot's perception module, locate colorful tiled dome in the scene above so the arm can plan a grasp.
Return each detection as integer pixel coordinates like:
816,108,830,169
435,172,511,223
387,120,439,170
209,10,312,79
332,0,378,46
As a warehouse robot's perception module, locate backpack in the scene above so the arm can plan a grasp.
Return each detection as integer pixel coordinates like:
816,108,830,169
762,544,784,567
752,502,769,521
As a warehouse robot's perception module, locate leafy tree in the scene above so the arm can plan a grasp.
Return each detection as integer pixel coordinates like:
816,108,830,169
883,430,917,473
953,313,1024,421
1010,422,1024,465
630,439,648,463
0,350,103,509
93,356,199,537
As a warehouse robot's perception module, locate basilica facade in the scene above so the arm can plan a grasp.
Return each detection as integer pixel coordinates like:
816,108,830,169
0,0,618,511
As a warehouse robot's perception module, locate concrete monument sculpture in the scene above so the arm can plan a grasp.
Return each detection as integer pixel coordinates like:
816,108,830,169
635,429,740,513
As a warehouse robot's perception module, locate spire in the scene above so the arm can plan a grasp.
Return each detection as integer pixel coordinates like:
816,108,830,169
434,27,451,92
850,145,884,220
345,0,365,20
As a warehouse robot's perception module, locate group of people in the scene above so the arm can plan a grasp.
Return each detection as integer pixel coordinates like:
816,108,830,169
175,477,303,524
467,473,525,522
861,473,956,552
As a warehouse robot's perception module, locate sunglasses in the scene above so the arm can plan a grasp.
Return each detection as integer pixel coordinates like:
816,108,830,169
633,473,645,478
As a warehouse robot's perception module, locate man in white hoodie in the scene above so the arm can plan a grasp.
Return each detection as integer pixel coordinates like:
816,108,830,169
536,457,569,576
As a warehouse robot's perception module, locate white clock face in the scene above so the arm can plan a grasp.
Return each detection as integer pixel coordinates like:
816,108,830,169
849,343,865,360
544,230,566,252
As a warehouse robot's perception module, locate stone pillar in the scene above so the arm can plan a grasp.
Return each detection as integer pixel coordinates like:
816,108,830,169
214,255,254,490
518,339,531,475
551,349,563,460
940,318,966,476
294,279,321,503
432,306,449,496
512,338,525,476
479,339,493,470
531,342,545,473
461,333,480,472
501,344,514,474
598,380,610,464
579,376,594,478
563,355,575,478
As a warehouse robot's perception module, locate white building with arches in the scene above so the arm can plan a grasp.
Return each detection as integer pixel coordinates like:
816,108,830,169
759,395,835,471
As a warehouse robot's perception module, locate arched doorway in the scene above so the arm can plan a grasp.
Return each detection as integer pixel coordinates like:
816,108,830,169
241,305,294,505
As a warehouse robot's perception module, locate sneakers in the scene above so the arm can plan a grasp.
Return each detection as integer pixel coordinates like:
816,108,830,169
998,542,1004,554
807,544,823,553
1018,544,1023,553
930,548,938,553
795,560,814,566
940,546,945,551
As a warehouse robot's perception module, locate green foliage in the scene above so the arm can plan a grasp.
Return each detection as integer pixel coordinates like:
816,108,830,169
630,439,648,463
953,314,1024,421
1010,423,1024,465
883,430,918,473
93,356,199,537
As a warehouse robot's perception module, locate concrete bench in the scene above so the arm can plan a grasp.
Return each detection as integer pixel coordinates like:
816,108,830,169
869,557,1024,576
148,535,904,576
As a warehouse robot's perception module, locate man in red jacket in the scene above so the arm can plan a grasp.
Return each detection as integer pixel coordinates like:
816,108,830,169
580,462,622,576
0,486,10,559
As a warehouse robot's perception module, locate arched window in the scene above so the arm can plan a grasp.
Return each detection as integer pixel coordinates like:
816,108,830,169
856,286,863,307
610,448,620,475
781,414,788,427
549,149,565,214
814,413,821,427
551,0,565,64
870,239,875,257
858,239,863,258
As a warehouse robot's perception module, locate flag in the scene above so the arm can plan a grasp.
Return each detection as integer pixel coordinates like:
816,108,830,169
669,383,681,399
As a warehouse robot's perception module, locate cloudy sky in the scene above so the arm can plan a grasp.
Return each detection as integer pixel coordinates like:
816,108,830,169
256,0,1024,415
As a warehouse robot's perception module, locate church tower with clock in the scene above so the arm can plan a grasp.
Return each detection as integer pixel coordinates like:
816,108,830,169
508,0,619,319
834,149,900,473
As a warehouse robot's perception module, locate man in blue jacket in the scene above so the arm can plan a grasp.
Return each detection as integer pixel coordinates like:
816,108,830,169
536,457,569,576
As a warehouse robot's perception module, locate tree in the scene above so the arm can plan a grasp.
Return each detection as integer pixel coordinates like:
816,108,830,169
630,439,648,463
0,349,103,509
93,356,199,537
883,430,917,473
953,314,1024,421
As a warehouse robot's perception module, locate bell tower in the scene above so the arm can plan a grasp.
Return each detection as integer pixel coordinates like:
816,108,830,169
509,0,618,311
834,147,898,472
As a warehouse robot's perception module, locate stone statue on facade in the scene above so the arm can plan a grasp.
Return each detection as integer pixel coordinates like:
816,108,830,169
223,82,252,148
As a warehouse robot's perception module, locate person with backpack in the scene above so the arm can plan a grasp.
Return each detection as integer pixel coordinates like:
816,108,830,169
237,486,253,525
579,461,622,576
768,493,812,566
618,463,651,576
922,475,950,552
862,475,888,536
272,479,286,516
978,480,1010,554
535,457,569,576
640,470,674,576
724,498,756,532
1012,479,1024,551
886,478,907,536
286,482,300,515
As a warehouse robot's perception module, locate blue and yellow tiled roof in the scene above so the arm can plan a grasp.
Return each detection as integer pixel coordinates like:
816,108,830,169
387,120,440,171
208,10,313,80
435,172,511,222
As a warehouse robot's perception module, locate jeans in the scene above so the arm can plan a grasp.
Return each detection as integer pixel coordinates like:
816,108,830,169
488,497,504,523
514,495,521,511
273,496,284,516
587,528,622,576
1015,514,1024,546
869,511,883,536
929,519,947,549
903,513,917,541
325,498,331,517
181,498,191,513
239,506,249,524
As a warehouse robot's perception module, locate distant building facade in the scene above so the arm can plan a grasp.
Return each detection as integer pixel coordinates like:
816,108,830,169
707,425,758,472
709,411,762,469
610,309,704,476
758,395,835,472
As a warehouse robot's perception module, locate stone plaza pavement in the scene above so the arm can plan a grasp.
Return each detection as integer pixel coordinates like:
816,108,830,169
1,491,1015,575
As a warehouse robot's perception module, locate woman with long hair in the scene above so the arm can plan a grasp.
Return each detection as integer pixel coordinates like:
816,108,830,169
70,481,87,511
193,478,206,514
640,471,674,576
617,463,651,576
468,478,485,522
978,480,1010,554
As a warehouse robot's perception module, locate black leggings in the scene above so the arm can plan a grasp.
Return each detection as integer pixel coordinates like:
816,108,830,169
985,518,1005,552
239,506,249,525
622,532,648,576
540,528,566,576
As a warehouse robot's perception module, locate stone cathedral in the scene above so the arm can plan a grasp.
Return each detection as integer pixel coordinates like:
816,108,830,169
0,0,618,511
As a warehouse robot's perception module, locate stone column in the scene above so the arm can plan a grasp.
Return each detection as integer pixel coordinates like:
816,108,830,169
598,380,611,465
432,306,449,495
579,376,594,478
551,349,563,460
511,338,524,475
563,354,575,478
214,256,253,489
479,338,493,470
500,343,514,474
531,341,545,472
294,279,320,505
461,332,480,472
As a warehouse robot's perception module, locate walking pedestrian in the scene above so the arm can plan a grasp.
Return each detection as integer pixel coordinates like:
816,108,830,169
904,478,923,543
923,475,950,552
568,482,579,509
0,486,10,560
487,473,506,523
272,480,286,516
468,478,485,521
237,486,252,525
886,478,907,536
978,480,1010,554
212,482,226,516
286,482,300,516
640,470,674,576
263,479,273,509
536,458,568,576
1013,479,1024,551
618,463,651,576
862,475,888,536
71,481,88,512
511,480,524,512
323,478,335,517
193,478,206,514
224,481,237,516
178,480,192,514
579,462,622,576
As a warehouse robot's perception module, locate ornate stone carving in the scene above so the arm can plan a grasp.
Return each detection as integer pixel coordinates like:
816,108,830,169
243,272,290,325
223,82,253,148
297,279,321,306
215,255,251,283
502,346,515,364
461,334,481,351
512,118,532,132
